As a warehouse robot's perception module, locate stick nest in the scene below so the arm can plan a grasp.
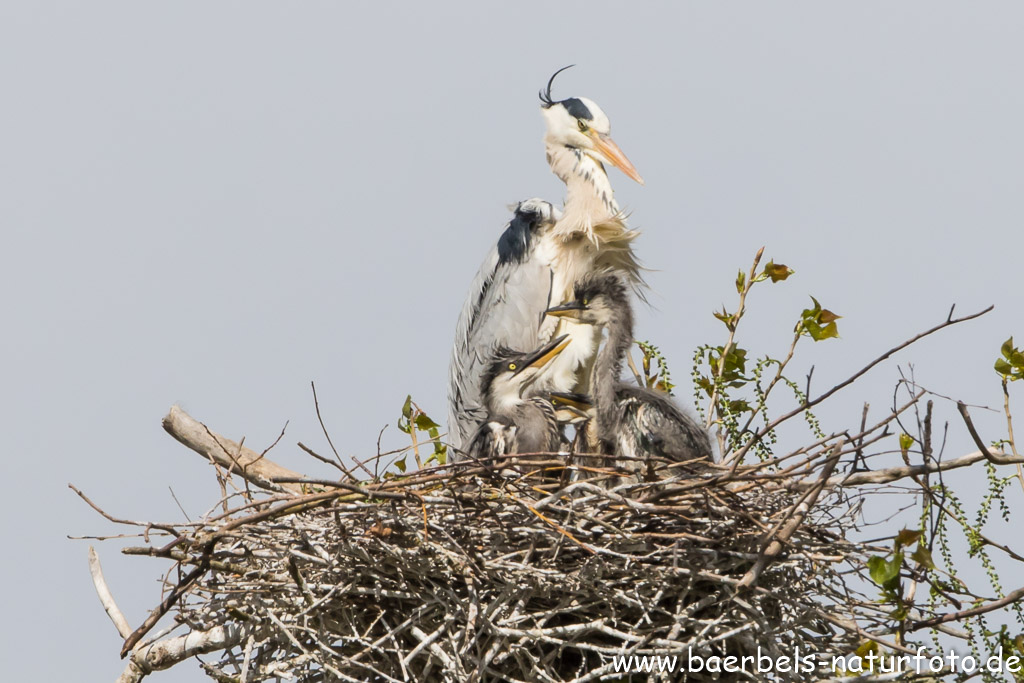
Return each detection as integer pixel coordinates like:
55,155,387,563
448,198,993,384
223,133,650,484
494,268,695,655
137,450,865,682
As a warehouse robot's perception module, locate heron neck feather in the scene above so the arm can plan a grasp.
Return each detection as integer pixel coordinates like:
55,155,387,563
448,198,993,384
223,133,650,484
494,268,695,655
545,143,621,238
541,144,644,305
596,304,633,443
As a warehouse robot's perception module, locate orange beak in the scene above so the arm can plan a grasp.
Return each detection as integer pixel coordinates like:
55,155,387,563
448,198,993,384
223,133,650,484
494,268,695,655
591,132,644,185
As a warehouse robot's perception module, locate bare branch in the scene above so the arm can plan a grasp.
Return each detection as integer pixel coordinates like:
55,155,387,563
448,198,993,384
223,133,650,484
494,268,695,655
824,448,1022,488
162,405,305,493
910,585,1024,631
118,623,253,683
729,305,993,466
88,547,133,639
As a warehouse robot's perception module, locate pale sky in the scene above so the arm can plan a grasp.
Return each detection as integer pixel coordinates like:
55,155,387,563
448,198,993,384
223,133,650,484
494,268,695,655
2,3,1022,680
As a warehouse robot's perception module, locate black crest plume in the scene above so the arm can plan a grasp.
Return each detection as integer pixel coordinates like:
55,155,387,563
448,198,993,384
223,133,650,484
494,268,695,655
539,64,575,107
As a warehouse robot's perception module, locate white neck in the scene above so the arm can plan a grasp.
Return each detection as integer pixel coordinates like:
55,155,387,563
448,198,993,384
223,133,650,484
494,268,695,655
488,377,524,413
545,143,621,239
534,142,643,396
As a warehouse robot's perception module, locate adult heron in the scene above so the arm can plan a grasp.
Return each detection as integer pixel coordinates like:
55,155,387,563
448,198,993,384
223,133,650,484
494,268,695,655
448,67,645,453
467,334,571,461
547,273,714,471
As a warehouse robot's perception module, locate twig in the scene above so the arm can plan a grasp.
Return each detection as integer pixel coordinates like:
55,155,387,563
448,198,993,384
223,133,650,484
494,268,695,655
120,543,213,656
738,440,843,588
957,401,1021,466
705,246,765,429
910,585,1024,631
729,305,993,468
1003,379,1024,496
311,381,350,473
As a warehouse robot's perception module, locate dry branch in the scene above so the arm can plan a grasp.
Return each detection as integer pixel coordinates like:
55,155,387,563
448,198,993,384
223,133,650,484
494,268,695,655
162,405,305,493
89,546,133,639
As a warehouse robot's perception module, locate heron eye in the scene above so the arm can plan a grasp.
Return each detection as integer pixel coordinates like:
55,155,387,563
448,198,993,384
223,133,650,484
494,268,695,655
577,119,588,132
582,298,589,306
508,363,517,371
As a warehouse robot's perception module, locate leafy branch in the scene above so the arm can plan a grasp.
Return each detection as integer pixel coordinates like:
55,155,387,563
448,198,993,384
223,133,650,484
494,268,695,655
396,395,447,472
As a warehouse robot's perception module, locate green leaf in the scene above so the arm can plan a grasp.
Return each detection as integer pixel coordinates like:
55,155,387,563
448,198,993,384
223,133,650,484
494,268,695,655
996,337,1024,380
798,297,841,342
762,261,794,283
727,399,752,414
867,556,889,585
735,269,746,293
816,321,839,340
995,358,1014,376
895,529,922,550
401,395,413,419
911,545,935,569
414,413,440,431
394,457,407,473
898,433,914,452
867,555,901,587
895,529,919,549
1002,337,1015,360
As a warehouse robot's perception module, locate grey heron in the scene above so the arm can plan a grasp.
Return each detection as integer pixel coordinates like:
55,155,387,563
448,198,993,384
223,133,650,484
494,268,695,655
467,333,572,461
547,274,714,471
448,67,645,453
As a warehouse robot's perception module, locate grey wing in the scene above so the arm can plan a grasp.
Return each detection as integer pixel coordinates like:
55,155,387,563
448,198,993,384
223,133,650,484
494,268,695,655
514,398,562,454
448,200,559,453
617,385,715,465
467,416,516,460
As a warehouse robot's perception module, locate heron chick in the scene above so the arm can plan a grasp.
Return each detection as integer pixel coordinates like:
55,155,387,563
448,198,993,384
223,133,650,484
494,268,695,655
547,274,714,471
466,334,572,462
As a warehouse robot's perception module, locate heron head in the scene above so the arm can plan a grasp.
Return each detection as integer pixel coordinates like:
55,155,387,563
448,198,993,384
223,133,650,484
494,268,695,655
545,273,627,326
539,66,644,185
483,335,572,408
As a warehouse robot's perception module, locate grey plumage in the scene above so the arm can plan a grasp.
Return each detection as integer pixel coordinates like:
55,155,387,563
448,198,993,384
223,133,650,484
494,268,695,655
547,274,714,469
448,200,559,452
611,384,715,468
466,338,567,461
469,398,561,461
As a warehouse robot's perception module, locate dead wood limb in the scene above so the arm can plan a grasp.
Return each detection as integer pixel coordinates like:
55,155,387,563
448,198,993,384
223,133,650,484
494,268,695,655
162,405,305,493
819,448,1022,488
88,547,133,639
117,623,252,683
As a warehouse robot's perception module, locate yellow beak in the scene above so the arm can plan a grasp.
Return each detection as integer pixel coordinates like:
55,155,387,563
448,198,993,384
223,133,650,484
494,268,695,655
591,132,644,185
549,392,593,412
528,336,572,370
513,334,572,376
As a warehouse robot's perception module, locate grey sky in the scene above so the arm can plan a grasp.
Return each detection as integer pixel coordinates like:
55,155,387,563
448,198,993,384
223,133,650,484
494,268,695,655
2,3,1022,679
